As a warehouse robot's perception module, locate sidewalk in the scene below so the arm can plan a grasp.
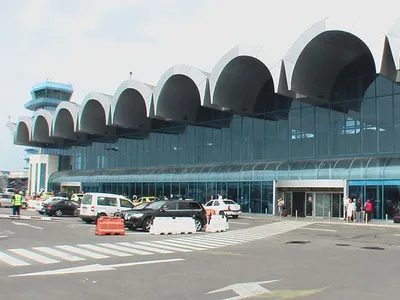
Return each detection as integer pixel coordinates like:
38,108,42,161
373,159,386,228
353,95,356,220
240,213,400,228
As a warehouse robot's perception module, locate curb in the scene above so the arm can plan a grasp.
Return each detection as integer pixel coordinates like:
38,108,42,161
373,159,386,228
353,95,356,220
0,214,61,222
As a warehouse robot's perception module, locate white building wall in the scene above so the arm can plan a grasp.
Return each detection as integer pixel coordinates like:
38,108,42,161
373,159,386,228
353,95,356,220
28,154,59,195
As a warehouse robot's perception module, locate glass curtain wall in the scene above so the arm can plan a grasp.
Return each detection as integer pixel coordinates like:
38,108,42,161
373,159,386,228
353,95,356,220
43,76,400,171
348,180,400,219
74,181,274,214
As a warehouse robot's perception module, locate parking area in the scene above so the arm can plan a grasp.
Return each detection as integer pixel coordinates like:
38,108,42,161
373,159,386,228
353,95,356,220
2,206,400,299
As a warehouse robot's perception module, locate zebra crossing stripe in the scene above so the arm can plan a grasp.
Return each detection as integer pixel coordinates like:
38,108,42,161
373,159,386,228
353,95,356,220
98,243,153,255
136,242,192,252
151,240,208,251
33,247,85,262
166,239,217,249
9,249,59,264
55,245,109,259
118,242,173,254
0,251,30,266
182,237,238,246
77,244,132,257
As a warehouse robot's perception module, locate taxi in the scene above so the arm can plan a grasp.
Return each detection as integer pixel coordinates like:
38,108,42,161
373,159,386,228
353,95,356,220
132,196,159,207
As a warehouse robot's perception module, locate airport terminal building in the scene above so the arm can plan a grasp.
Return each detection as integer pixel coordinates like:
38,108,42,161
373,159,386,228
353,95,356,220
7,18,400,219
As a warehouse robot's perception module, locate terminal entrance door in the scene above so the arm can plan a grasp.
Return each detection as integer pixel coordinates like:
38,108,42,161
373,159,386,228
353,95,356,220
281,190,344,218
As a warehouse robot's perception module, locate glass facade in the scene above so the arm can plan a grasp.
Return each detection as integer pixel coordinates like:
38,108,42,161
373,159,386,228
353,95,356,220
45,75,400,218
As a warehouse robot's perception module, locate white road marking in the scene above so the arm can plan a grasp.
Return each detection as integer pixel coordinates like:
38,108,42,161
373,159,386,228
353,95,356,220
165,239,216,249
300,228,337,232
0,251,30,266
55,245,109,259
394,234,400,236
12,221,43,230
0,235,8,238
315,224,333,227
9,249,59,264
9,258,185,277
33,247,85,262
118,242,172,254
98,243,153,255
77,244,132,257
151,240,207,251
207,279,281,299
137,241,192,252
183,237,239,246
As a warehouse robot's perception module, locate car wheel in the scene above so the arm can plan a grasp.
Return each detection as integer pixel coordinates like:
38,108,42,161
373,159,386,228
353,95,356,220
194,218,203,232
84,220,92,224
142,218,152,232
55,209,63,217
232,215,239,219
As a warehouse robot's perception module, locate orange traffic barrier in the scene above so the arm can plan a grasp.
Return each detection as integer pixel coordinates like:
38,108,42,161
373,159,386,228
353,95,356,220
95,217,125,236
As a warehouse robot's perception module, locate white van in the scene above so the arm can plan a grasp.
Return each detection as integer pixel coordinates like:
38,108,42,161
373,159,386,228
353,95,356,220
79,193,134,223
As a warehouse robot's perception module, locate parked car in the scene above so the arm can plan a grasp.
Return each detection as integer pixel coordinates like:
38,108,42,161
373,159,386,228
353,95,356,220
71,193,84,203
204,199,241,218
0,194,13,207
37,197,68,214
44,199,80,217
0,194,27,209
79,193,134,223
133,196,160,207
123,199,206,232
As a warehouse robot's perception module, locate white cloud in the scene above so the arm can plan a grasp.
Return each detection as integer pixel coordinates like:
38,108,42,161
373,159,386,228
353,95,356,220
0,0,399,170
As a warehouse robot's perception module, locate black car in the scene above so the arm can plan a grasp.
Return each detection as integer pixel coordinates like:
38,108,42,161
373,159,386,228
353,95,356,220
45,199,80,217
123,200,206,232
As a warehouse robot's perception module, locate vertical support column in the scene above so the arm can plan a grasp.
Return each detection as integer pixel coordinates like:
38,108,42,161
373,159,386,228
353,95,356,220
343,179,347,220
272,180,276,216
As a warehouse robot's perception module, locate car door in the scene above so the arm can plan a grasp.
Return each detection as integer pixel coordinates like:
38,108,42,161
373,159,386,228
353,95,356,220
161,201,179,218
64,200,76,215
212,200,221,214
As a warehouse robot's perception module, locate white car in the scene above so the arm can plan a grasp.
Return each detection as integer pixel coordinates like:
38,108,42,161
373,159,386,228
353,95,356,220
204,199,241,218
80,193,134,223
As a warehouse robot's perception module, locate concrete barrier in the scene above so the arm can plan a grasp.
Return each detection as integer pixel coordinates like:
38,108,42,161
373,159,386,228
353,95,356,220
0,214,61,222
150,217,196,235
206,214,229,233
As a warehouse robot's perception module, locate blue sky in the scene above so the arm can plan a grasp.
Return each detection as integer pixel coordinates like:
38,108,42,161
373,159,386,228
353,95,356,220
1,0,399,170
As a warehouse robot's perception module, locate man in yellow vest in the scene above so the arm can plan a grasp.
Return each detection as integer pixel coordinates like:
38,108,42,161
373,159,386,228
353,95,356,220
12,191,22,216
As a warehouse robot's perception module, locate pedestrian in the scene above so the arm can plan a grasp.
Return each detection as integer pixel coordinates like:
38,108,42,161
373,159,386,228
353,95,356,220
217,194,223,200
365,200,373,223
347,199,353,222
355,199,362,222
12,190,22,216
277,198,285,216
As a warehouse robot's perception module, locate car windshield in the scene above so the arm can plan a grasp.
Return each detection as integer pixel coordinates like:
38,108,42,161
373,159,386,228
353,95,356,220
146,201,167,210
223,200,236,205
133,203,150,209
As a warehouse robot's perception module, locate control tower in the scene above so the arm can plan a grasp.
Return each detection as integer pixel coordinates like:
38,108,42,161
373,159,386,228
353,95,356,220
23,81,74,168
25,80,74,112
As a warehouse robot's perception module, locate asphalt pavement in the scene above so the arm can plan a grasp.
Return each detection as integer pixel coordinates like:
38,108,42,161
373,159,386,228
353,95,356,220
1,208,400,299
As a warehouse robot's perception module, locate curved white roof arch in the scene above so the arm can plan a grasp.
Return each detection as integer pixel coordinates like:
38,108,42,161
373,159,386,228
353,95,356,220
284,18,386,99
52,102,80,139
31,109,54,143
78,92,113,135
111,80,154,129
210,45,282,114
387,18,400,73
15,117,33,145
154,64,210,123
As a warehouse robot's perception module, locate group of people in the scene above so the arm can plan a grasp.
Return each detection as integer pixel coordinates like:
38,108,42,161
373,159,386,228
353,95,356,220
344,196,373,223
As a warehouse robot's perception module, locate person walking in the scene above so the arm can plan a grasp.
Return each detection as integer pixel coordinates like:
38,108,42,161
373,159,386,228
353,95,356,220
365,200,373,223
12,191,22,216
